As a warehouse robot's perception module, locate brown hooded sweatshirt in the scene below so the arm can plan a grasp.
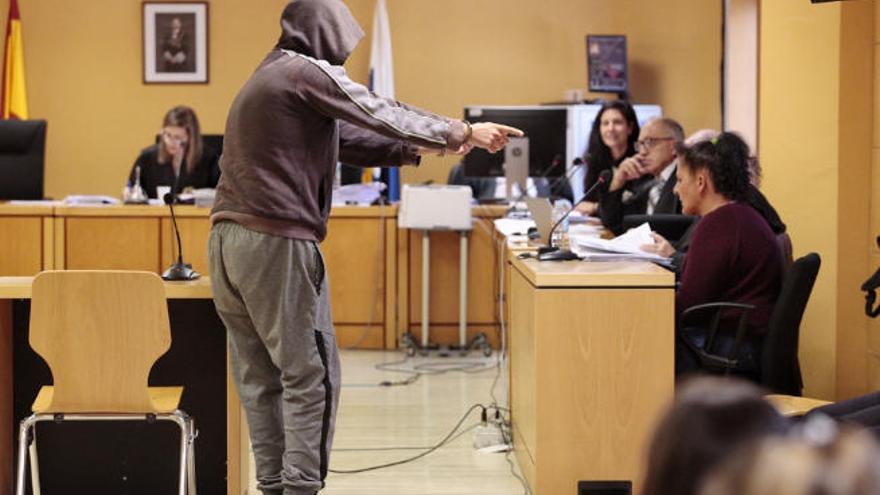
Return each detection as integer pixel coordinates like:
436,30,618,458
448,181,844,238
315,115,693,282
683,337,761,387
211,0,468,241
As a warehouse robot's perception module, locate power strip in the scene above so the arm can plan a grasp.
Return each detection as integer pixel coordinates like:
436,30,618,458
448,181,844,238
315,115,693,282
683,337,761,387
474,423,507,450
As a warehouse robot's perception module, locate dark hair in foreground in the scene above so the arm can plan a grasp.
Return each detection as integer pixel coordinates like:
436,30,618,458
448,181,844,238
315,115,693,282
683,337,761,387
675,131,751,201
641,377,787,495
584,100,640,190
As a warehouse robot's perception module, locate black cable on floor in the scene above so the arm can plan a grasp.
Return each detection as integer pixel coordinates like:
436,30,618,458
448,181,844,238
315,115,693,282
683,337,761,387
328,404,488,474
332,423,479,452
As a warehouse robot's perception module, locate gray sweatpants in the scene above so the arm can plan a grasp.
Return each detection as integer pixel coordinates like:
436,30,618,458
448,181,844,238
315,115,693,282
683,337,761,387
208,221,340,495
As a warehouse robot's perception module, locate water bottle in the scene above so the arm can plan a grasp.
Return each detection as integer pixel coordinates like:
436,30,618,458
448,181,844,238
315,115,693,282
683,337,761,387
551,199,570,249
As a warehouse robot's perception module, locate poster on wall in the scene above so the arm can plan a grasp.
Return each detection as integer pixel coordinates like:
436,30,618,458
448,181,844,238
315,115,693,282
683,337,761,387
142,2,208,84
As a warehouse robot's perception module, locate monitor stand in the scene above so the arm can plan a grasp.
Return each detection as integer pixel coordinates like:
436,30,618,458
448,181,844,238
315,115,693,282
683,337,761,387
504,136,529,203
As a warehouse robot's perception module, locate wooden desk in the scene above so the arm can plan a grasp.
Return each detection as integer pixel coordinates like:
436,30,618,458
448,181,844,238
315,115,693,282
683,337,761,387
508,256,675,494
0,277,242,495
0,204,55,276
3,204,401,350
0,202,509,351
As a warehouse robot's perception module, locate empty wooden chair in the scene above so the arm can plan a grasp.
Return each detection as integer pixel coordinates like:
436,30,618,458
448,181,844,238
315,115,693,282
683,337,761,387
16,270,196,495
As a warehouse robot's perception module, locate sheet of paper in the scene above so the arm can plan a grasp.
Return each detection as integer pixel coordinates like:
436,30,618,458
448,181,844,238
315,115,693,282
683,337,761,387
331,183,386,206
572,223,670,263
63,195,121,205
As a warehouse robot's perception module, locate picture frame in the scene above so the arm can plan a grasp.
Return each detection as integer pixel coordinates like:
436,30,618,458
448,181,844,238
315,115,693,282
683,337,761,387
142,2,209,84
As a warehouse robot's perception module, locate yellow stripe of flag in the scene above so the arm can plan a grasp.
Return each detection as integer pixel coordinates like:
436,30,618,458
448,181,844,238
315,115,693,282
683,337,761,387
2,0,27,120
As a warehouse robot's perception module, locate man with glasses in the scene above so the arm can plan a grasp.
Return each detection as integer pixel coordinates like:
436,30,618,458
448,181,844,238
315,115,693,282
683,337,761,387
598,117,685,234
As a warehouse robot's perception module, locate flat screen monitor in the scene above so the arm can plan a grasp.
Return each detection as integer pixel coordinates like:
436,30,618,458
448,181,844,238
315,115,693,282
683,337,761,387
0,119,47,200
587,35,628,94
202,134,223,158
462,106,567,178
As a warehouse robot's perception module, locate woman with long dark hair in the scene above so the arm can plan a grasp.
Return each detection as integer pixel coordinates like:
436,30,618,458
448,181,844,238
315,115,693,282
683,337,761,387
128,105,220,199
576,100,639,215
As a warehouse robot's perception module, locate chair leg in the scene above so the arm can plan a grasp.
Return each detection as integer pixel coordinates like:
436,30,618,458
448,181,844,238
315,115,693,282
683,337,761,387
15,415,37,495
170,410,198,495
29,427,41,495
186,419,197,495
176,417,188,495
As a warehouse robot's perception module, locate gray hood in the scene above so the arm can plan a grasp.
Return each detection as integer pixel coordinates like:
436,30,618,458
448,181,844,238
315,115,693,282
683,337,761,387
276,0,364,66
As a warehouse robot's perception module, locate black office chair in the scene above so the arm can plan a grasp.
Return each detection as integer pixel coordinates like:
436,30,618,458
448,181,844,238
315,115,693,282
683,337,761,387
0,119,47,200
679,253,821,394
776,232,794,273
760,253,821,395
621,214,697,243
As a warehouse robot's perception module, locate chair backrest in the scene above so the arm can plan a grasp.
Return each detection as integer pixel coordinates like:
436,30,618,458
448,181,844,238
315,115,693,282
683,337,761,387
776,232,794,273
0,119,47,200
29,270,171,413
761,253,821,395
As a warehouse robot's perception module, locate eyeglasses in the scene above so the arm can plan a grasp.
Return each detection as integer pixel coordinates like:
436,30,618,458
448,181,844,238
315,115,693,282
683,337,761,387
162,130,188,144
635,137,675,152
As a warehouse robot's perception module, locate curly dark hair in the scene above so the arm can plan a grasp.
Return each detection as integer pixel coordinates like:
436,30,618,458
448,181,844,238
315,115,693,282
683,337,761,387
583,100,640,198
675,131,751,201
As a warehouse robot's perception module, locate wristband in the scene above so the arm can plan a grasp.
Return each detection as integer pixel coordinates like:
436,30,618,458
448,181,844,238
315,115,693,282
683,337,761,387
462,120,473,144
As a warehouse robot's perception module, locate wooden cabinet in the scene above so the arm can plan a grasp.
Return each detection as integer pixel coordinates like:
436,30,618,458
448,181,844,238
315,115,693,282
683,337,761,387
508,256,675,494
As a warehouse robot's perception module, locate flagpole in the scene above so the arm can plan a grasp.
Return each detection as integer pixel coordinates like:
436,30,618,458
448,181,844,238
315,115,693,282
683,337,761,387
368,0,399,201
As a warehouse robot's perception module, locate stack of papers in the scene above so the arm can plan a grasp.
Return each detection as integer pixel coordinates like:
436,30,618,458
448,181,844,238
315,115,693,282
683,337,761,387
63,195,121,205
331,183,385,206
572,223,670,262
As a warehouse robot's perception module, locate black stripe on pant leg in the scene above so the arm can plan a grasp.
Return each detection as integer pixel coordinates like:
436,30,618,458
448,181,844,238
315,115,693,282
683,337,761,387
313,330,333,483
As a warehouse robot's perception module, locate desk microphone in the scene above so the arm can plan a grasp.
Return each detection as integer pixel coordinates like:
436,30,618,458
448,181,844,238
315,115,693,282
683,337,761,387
537,168,612,261
161,191,200,281
545,156,583,195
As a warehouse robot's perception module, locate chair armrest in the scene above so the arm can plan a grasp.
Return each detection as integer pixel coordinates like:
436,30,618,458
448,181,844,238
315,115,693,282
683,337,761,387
679,302,755,329
679,302,756,370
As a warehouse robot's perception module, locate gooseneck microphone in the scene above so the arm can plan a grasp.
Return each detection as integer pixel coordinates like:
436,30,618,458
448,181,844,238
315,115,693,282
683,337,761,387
537,168,612,261
161,191,200,281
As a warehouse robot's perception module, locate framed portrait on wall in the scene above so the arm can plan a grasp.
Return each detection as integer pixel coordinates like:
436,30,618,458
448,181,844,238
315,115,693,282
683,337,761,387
142,2,208,83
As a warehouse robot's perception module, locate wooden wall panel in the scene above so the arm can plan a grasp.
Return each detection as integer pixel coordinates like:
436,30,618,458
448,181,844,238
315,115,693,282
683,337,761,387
0,217,43,276
65,218,161,272
160,217,212,277
323,217,386,326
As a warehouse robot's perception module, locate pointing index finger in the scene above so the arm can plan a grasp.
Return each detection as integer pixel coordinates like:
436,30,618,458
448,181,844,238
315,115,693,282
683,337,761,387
497,125,524,137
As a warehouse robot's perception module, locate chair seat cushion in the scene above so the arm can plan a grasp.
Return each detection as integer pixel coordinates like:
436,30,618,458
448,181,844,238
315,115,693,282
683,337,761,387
32,386,184,413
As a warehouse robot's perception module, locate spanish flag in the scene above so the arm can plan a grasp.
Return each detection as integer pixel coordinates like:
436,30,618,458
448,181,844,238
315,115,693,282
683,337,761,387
2,0,27,119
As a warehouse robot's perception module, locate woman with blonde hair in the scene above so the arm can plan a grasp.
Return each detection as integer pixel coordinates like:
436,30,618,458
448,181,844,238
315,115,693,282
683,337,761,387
128,105,219,199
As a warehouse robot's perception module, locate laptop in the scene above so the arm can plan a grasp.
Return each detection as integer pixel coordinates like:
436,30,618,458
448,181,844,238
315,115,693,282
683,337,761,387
523,196,554,246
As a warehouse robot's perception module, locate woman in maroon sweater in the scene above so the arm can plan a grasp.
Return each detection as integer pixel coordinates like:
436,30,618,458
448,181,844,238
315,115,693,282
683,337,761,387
674,132,783,377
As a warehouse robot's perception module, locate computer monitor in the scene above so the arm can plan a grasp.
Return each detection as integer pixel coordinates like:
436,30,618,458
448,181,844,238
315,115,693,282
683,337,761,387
202,134,223,158
0,119,47,200
462,106,567,178
587,35,628,96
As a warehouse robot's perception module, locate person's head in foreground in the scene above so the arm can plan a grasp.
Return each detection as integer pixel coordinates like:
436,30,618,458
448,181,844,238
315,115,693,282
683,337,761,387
641,376,787,495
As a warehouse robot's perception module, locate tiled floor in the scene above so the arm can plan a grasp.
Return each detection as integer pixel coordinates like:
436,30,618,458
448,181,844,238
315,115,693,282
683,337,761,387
245,349,529,495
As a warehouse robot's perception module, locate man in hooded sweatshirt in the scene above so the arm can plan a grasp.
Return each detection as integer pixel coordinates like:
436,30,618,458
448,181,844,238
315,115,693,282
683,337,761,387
207,1,523,494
